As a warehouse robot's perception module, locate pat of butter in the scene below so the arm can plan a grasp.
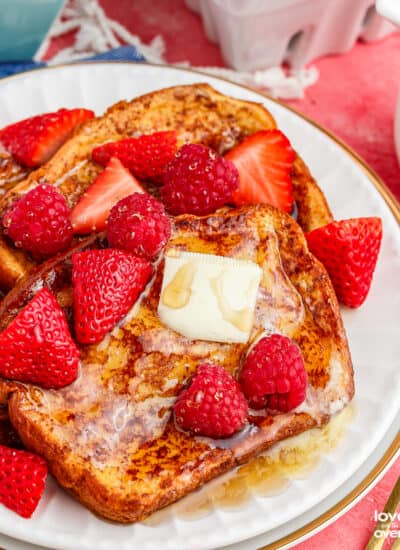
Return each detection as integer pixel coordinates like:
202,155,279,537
158,250,262,343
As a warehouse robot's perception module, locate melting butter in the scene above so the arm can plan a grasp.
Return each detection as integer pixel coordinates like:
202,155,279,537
158,250,262,344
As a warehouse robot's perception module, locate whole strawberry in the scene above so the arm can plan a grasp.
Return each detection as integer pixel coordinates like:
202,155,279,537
174,363,248,438
239,334,307,412
2,184,73,258
161,144,239,215
92,131,177,181
0,108,94,167
305,217,382,308
107,192,171,260
72,249,152,344
0,445,48,518
0,287,79,389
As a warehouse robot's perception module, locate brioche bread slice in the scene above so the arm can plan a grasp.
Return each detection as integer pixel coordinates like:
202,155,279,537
0,204,352,523
0,84,332,292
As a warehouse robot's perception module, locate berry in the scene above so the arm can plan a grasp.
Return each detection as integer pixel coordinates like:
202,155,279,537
225,130,295,213
0,288,79,389
107,193,171,260
161,144,239,215
0,108,94,167
239,334,307,413
2,184,73,258
70,157,144,234
72,249,152,344
0,445,48,518
174,363,248,438
305,217,382,308
92,131,177,181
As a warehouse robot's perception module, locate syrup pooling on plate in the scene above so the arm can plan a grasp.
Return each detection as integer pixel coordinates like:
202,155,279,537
144,403,355,524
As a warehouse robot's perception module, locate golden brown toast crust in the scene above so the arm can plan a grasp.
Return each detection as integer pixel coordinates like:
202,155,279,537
0,83,333,292
3,205,352,523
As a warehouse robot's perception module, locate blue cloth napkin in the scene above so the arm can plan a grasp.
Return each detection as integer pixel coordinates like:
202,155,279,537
0,45,146,79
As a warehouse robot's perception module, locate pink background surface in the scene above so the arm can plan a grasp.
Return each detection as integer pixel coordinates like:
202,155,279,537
49,1,400,548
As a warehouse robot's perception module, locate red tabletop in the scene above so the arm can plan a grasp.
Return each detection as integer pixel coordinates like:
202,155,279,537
51,1,400,548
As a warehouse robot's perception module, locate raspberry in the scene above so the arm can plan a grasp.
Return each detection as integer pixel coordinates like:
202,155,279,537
174,363,248,439
106,193,171,260
2,184,73,258
161,144,239,215
239,334,307,413
92,131,177,182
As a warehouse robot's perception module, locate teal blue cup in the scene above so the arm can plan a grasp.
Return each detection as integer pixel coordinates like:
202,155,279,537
0,0,65,61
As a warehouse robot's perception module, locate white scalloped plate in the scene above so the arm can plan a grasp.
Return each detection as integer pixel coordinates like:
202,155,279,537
0,63,399,550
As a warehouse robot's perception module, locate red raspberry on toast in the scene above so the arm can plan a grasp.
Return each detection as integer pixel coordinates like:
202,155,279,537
70,157,144,234
239,334,307,412
161,143,239,215
0,108,94,167
72,249,152,344
225,129,295,213
0,445,48,518
305,217,382,308
92,131,177,181
0,287,79,389
107,193,171,260
174,363,248,438
2,183,73,258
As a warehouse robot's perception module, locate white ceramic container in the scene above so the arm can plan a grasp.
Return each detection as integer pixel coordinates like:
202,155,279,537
186,0,397,71
376,0,400,164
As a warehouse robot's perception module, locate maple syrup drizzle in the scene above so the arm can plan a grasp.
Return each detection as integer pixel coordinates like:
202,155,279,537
161,262,196,309
210,271,257,333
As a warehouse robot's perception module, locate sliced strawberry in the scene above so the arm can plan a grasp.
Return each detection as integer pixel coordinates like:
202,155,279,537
70,157,144,234
0,287,79,388
225,130,295,213
306,217,382,308
0,108,94,167
0,445,48,518
92,131,177,181
72,249,152,344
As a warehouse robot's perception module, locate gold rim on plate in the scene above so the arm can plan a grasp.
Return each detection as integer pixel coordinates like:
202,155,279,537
0,61,399,550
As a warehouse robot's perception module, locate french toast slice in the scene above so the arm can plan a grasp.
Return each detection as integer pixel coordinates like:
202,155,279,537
0,83,333,292
0,204,353,523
